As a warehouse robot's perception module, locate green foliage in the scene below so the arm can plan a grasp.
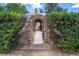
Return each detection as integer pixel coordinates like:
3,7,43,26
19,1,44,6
0,6,5,12
47,12,79,52
45,3,67,13
0,11,22,53
6,3,28,14
0,3,27,53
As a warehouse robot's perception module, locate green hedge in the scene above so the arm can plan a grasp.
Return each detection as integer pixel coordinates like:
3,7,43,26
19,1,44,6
47,12,79,52
0,11,22,53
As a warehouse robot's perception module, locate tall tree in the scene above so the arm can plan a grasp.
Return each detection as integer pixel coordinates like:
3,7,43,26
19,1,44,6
0,6,5,12
6,3,28,14
45,3,67,13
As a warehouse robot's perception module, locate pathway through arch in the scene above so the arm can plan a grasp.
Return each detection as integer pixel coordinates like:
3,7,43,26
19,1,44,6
33,30,44,44
33,20,44,44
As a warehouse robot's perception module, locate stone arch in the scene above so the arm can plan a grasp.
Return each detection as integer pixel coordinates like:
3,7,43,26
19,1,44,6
29,14,50,44
18,14,50,47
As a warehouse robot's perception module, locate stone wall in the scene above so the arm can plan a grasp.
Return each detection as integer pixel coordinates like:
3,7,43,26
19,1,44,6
18,13,51,46
26,13,50,44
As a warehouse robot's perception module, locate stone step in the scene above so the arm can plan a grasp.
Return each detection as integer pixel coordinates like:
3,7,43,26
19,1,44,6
16,44,51,51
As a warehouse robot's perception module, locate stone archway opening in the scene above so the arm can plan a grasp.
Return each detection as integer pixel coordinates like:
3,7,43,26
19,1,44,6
33,19,44,44
17,13,51,50
35,20,42,31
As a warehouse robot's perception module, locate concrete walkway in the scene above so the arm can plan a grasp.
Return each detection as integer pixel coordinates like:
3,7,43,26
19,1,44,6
33,31,43,44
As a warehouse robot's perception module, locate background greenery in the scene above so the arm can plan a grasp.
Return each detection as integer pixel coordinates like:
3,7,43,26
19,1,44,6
47,12,79,52
0,3,28,53
45,3,67,13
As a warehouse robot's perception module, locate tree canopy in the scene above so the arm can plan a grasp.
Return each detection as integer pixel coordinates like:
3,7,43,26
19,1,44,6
0,3,28,15
45,3,67,13
0,5,5,12
5,3,28,14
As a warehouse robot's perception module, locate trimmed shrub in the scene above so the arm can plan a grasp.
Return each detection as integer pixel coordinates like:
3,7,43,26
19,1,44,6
0,11,23,53
47,12,79,52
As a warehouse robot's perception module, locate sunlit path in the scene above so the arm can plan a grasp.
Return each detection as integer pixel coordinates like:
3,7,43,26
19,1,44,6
33,31,43,44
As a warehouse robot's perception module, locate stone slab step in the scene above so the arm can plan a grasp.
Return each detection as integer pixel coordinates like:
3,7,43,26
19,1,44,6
16,44,51,51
